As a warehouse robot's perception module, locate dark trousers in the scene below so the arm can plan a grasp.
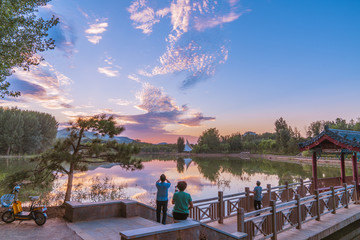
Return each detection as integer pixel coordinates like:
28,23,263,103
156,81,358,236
172,211,189,220
254,200,262,210
156,200,168,224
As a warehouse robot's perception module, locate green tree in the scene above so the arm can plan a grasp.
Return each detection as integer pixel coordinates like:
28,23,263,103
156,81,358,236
33,114,142,202
274,117,291,152
0,0,59,97
197,128,221,152
177,137,185,153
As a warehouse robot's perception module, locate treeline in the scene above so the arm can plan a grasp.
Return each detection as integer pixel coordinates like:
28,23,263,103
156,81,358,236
0,108,58,155
136,142,177,153
190,117,360,155
189,117,301,154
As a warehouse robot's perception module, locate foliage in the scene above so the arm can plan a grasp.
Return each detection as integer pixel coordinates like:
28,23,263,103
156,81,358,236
136,142,177,153
0,0,59,97
0,107,58,155
196,128,221,153
32,114,141,202
177,137,185,153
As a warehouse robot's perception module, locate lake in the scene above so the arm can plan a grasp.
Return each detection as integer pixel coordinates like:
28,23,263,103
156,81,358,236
0,156,351,207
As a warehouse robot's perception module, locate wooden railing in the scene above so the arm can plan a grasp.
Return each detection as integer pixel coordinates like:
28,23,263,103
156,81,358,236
237,182,357,240
190,179,313,222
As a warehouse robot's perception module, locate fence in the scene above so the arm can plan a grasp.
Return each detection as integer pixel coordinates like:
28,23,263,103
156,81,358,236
237,182,357,240
190,179,313,222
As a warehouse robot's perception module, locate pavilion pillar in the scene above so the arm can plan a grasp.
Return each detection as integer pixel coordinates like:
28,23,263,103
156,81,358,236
312,151,318,190
341,152,346,184
352,152,359,198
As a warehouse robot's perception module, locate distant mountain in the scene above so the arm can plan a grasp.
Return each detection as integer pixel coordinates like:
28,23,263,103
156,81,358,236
156,142,168,145
56,129,134,144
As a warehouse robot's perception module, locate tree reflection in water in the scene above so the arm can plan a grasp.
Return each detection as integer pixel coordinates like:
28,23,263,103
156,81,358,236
192,157,348,185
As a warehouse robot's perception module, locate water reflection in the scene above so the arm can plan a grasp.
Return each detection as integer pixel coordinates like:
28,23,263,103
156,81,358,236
0,156,351,207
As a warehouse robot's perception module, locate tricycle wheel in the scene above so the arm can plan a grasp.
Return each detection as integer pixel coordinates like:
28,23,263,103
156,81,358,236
34,212,46,226
2,211,15,223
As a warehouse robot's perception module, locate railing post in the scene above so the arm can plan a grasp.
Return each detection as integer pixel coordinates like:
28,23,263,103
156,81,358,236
267,184,272,205
353,181,358,204
218,191,224,224
245,187,250,212
295,194,301,229
285,181,289,201
237,205,244,232
270,200,277,240
300,178,304,196
331,186,336,214
343,183,348,208
315,190,321,221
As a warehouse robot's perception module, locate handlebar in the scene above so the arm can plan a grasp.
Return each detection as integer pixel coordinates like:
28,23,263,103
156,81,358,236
12,183,23,193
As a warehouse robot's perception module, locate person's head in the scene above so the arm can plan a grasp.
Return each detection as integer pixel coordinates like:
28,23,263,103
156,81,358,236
177,181,187,192
256,181,261,186
160,174,166,182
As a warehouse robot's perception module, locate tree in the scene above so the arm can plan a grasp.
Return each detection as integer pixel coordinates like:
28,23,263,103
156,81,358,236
0,0,59,98
274,117,291,152
33,114,141,202
0,108,57,154
197,128,221,152
177,137,185,153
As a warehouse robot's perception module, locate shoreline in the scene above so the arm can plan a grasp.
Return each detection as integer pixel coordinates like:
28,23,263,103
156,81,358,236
139,152,351,168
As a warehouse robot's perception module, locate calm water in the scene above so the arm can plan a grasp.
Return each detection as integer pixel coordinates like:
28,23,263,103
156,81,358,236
0,156,352,206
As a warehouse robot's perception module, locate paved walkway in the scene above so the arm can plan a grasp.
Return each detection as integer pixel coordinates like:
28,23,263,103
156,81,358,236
0,217,82,240
67,217,162,240
207,204,360,239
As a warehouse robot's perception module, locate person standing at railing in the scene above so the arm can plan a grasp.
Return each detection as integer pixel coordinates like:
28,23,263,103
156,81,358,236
172,181,193,221
156,174,171,224
250,181,263,214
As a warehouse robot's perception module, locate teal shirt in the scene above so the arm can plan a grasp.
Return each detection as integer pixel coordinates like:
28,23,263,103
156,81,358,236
173,191,192,214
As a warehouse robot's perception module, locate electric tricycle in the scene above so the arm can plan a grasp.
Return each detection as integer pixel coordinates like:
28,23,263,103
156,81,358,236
1,184,47,226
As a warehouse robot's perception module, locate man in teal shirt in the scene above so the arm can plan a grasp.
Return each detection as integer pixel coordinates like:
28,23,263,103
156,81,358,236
172,181,193,220
156,174,171,224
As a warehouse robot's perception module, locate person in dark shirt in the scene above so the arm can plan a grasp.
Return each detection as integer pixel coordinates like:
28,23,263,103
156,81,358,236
251,181,263,213
156,174,171,224
172,181,193,221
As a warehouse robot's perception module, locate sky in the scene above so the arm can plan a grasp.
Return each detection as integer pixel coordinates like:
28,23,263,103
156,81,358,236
2,0,360,143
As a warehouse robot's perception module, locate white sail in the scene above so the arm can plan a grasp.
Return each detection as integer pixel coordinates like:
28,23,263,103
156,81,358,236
183,139,192,152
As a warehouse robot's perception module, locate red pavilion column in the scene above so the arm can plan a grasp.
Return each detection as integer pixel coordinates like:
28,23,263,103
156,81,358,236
312,151,318,190
352,152,359,198
341,152,346,184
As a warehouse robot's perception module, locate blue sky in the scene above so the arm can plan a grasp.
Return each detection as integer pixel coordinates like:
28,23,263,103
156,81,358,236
2,0,360,143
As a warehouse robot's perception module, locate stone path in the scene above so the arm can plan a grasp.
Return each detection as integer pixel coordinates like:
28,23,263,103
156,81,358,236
0,217,82,240
67,217,162,240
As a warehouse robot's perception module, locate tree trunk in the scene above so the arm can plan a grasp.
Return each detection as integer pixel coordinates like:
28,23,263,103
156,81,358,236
64,164,74,203
7,145,11,155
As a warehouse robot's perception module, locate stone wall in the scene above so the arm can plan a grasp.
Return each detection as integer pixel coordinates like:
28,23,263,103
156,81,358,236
120,220,200,240
65,199,173,223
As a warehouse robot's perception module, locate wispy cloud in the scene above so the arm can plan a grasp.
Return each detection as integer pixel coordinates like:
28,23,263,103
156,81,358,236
6,61,73,109
128,74,141,83
128,0,161,34
98,56,121,77
129,0,248,88
85,18,108,44
109,98,132,106
98,67,119,77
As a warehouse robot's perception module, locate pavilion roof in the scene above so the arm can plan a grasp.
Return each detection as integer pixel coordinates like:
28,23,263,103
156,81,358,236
299,127,360,152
